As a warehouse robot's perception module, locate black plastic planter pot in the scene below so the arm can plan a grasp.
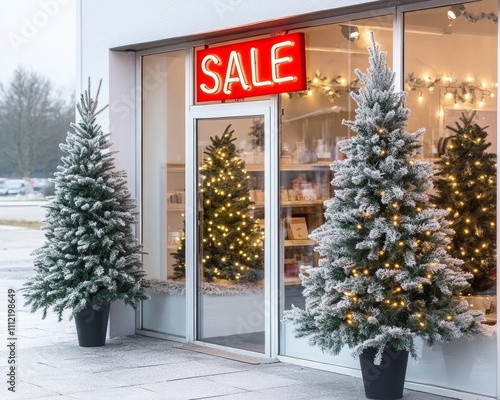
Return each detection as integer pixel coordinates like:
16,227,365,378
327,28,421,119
359,345,409,400
74,302,110,347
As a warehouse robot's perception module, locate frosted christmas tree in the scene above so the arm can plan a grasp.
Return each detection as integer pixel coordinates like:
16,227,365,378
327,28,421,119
432,111,497,294
23,79,149,321
283,33,485,364
172,125,264,282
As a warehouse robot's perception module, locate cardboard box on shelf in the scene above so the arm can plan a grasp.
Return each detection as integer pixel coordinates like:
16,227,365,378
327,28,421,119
288,217,309,240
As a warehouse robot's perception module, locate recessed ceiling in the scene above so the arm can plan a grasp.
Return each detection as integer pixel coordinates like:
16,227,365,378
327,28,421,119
404,0,498,37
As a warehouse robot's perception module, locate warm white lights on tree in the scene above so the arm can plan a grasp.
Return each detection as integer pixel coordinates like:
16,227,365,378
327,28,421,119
172,125,264,282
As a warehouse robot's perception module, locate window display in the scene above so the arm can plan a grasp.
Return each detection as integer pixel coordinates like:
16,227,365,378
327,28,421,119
141,50,187,337
282,33,485,400
404,0,498,331
279,4,497,396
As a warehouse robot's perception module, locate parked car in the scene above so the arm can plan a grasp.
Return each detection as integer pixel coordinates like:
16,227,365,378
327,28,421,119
0,178,7,195
5,179,26,195
31,178,48,192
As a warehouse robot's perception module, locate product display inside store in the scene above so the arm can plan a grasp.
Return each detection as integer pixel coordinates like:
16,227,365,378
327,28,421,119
403,1,497,324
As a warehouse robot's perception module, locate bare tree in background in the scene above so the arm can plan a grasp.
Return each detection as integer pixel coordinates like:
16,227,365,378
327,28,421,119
0,66,74,178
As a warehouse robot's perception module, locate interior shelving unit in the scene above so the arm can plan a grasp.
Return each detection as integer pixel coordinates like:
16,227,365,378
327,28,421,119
163,163,185,279
246,162,333,285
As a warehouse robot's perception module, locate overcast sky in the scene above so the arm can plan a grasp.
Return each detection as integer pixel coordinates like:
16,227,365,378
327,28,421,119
0,0,76,93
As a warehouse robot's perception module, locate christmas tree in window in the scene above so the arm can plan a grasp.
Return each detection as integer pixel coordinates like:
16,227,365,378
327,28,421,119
432,111,497,294
248,118,265,152
172,223,186,279
172,125,264,282
283,33,485,367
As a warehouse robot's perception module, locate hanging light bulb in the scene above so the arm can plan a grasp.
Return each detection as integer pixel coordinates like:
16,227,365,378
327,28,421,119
448,4,465,20
340,25,360,42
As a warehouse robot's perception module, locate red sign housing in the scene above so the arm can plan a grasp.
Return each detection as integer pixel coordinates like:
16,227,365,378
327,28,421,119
196,33,306,102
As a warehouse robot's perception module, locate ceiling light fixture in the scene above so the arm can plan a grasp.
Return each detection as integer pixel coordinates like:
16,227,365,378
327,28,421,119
447,4,465,20
340,25,360,42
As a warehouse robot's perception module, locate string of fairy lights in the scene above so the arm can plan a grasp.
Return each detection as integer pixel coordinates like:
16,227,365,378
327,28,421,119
406,73,498,108
285,71,498,112
437,124,496,286
341,131,456,329
287,72,360,101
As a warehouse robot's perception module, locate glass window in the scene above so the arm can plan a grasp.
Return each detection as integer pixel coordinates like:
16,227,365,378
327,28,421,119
279,15,393,364
141,50,187,337
404,1,497,396
195,116,266,353
405,0,498,160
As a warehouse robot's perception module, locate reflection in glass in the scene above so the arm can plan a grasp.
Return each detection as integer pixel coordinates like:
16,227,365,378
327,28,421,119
141,50,187,337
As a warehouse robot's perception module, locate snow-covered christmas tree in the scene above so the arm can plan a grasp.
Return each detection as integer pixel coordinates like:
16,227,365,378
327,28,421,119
283,33,485,364
23,79,149,321
432,111,496,294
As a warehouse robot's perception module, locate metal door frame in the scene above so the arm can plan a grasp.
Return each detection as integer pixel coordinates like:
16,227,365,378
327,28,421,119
186,100,279,358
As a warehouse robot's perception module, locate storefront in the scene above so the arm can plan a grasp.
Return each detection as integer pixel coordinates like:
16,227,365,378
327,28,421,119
78,0,498,398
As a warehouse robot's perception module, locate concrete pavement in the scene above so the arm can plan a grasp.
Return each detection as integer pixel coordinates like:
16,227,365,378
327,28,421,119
0,211,455,399
0,225,45,280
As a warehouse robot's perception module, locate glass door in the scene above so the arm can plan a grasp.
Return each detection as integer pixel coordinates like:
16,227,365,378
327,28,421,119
195,111,269,354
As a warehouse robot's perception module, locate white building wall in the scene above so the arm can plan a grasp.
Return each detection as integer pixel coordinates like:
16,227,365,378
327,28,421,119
77,0,378,112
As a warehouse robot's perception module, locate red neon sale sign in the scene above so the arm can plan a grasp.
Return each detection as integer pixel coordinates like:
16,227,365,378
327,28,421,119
195,33,306,102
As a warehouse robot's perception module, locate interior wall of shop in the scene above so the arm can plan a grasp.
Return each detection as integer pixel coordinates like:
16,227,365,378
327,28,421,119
405,31,498,155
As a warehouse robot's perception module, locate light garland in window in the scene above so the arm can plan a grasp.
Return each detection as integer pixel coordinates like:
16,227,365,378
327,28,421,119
406,73,497,106
287,72,360,102
462,10,498,24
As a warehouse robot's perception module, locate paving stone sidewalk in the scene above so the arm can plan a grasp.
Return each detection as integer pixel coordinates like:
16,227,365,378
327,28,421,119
0,224,454,400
